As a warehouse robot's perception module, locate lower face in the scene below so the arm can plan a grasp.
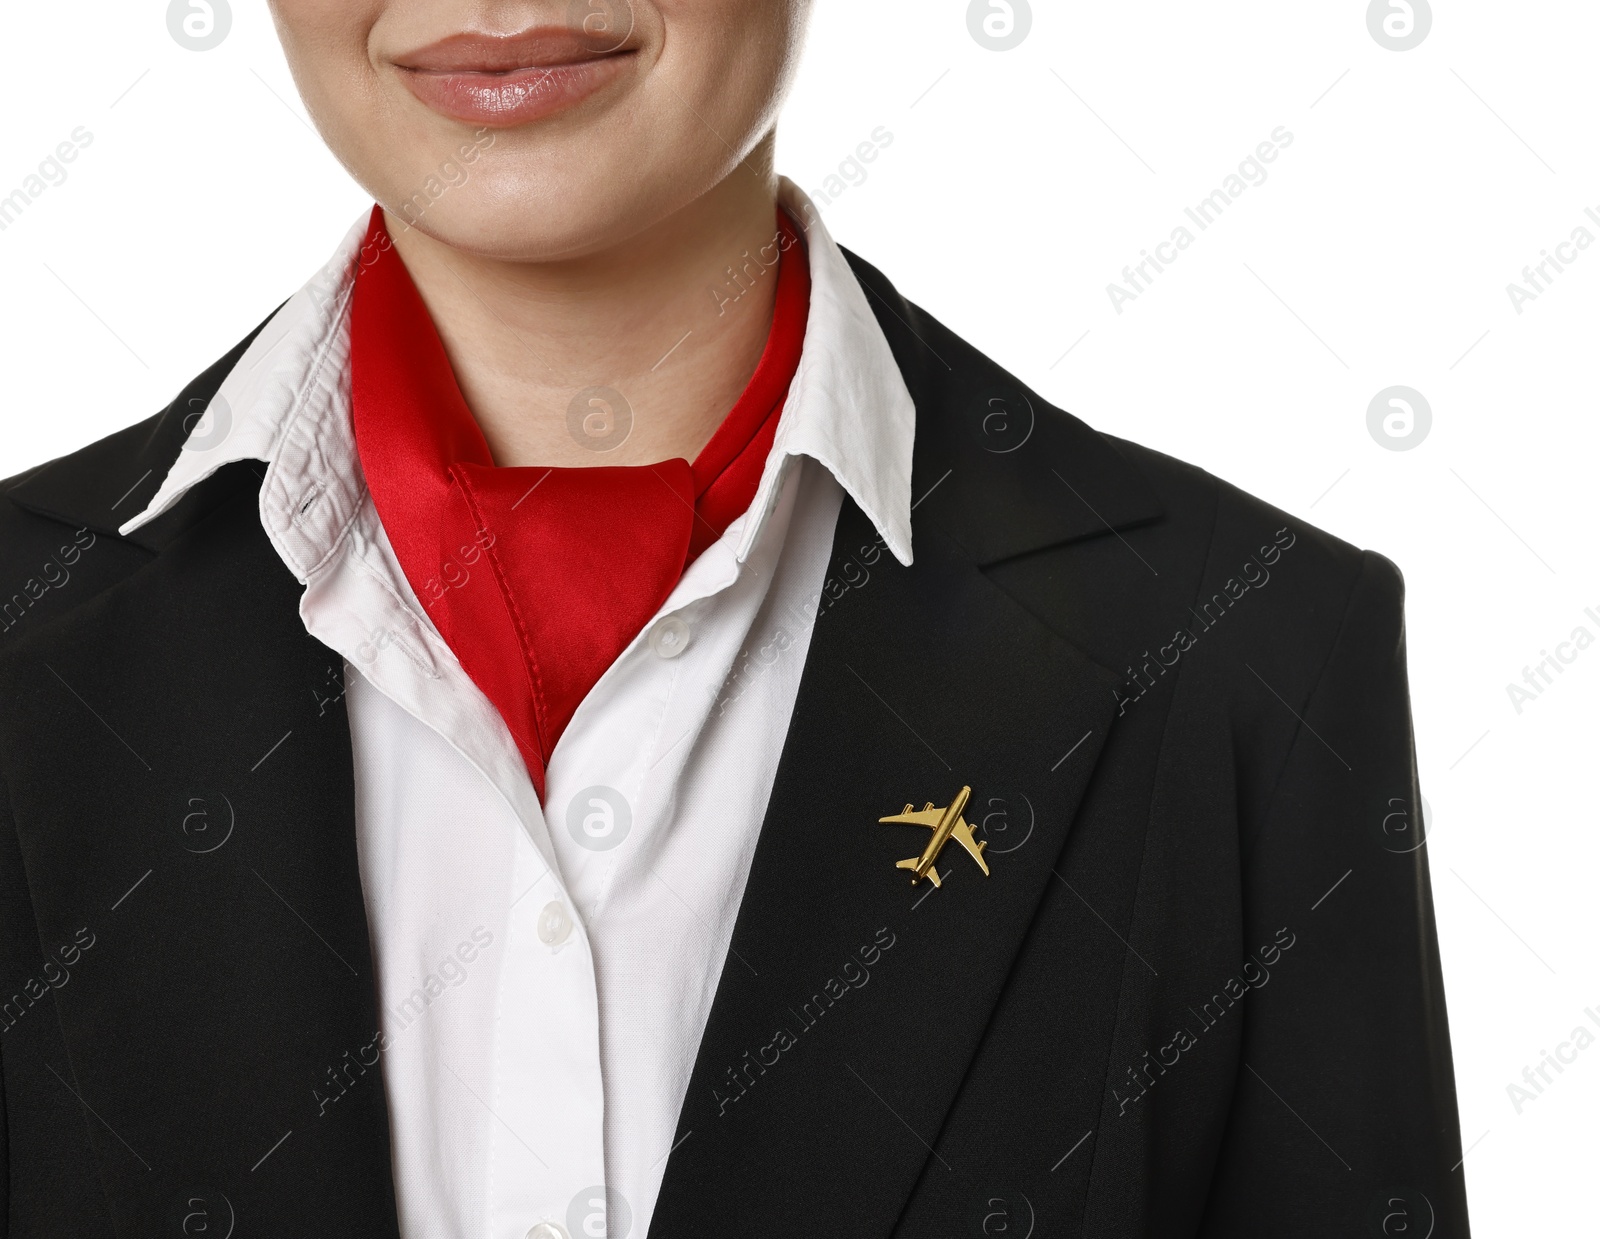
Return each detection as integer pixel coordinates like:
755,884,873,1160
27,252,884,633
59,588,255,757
267,0,810,261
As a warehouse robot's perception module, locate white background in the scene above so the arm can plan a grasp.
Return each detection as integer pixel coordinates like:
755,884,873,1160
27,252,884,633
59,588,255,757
1,2,1595,1233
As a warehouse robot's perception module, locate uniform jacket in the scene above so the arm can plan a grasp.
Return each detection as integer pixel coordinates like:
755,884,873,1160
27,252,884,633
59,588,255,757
0,251,1468,1237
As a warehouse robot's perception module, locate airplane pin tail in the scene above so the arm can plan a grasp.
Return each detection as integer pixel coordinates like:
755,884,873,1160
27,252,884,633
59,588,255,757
897,857,940,887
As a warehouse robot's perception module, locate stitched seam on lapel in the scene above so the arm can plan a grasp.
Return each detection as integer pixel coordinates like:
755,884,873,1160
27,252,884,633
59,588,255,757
1074,478,1221,1234
1072,648,1186,1235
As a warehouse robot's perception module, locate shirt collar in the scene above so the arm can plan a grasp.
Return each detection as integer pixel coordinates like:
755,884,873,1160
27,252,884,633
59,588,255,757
120,177,915,570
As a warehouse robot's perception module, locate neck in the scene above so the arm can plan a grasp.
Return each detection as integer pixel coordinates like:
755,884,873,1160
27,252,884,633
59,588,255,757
384,137,785,469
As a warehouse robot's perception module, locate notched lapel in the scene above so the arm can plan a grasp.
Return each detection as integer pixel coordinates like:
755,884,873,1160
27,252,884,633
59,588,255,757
842,246,1164,566
649,501,1121,1238
0,483,400,1237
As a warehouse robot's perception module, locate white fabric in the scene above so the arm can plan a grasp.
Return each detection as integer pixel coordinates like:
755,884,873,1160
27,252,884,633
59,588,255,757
122,179,916,1239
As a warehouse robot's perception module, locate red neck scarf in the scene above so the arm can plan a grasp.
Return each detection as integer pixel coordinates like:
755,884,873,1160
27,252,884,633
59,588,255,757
350,206,810,802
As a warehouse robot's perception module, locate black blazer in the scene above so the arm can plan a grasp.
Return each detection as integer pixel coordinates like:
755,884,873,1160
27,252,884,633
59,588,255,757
0,252,1468,1237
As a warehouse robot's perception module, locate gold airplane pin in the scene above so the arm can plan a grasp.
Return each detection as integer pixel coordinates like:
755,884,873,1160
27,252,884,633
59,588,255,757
879,785,990,888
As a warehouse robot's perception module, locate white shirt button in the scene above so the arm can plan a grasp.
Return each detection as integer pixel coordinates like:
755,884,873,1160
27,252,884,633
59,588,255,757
536,901,574,946
526,1224,568,1239
649,615,691,658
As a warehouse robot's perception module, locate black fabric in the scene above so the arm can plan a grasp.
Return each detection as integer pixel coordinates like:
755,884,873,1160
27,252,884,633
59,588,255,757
0,256,1468,1238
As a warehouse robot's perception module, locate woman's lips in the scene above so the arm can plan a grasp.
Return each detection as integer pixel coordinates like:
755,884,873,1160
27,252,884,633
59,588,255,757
394,27,636,128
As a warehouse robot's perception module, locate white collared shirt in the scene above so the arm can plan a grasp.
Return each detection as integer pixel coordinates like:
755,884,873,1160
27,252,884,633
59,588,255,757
123,179,916,1239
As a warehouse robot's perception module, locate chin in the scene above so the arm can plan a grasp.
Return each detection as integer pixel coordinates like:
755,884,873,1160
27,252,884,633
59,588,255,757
390,187,628,263
378,154,725,263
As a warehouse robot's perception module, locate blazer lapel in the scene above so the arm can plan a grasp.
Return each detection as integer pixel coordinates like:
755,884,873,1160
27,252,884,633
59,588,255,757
0,468,400,1236
650,256,1162,1236
648,500,1119,1236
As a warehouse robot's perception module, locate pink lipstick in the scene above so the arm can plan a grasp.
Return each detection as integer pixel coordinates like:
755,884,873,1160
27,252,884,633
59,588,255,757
394,26,638,128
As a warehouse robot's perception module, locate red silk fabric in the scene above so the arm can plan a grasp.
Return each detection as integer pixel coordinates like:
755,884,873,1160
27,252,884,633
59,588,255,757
350,206,810,802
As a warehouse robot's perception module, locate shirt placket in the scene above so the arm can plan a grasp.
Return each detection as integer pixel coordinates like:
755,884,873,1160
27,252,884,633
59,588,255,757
307,514,612,1239
489,835,607,1239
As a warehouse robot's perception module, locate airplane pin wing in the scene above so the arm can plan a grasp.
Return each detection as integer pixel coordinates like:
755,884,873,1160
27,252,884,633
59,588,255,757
878,802,945,828
946,820,991,876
